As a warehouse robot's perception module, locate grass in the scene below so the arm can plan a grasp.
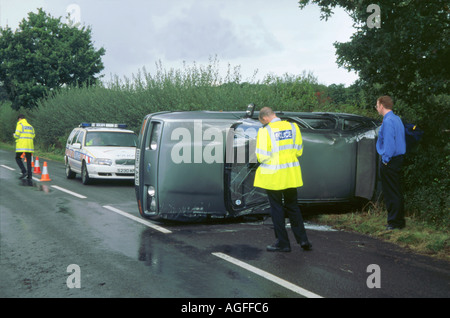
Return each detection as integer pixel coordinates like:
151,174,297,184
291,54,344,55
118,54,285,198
310,201,449,261
0,142,64,163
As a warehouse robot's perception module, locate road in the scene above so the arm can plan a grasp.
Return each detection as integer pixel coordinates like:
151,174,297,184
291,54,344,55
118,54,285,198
1,149,449,301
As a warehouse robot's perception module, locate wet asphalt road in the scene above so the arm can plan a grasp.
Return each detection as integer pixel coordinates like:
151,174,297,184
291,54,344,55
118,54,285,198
1,149,449,300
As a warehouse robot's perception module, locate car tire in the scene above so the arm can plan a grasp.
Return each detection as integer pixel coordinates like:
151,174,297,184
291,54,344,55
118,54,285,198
65,159,76,179
81,161,91,185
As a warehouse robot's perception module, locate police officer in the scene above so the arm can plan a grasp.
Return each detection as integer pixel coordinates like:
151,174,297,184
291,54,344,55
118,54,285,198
14,114,35,180
254,107,312,252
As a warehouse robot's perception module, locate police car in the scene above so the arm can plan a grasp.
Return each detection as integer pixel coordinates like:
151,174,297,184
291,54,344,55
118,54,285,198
65,123,138,184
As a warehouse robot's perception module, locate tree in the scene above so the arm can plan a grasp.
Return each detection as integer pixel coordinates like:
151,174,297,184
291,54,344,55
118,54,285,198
298,1,449,101
0,8,105,109
298,0,449,140
298,0,449,226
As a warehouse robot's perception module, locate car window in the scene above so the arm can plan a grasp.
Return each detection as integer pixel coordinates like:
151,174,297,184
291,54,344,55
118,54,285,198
76,131,85,145
147,122,162,150
67,130,77,145
85,131,137,147
301,118,336,130
343,119,366,131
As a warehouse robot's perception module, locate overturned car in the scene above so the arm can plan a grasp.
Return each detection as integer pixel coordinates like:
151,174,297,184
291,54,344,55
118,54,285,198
135,108,380,222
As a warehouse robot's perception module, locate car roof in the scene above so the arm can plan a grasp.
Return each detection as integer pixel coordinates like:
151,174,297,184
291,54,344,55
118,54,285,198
81,127,135,133
73,126,135,134
148,110,375,122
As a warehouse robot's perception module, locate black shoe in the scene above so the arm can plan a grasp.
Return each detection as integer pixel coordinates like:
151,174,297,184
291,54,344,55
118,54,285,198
266,244,291,252
19,173,27,179
300,241,312,251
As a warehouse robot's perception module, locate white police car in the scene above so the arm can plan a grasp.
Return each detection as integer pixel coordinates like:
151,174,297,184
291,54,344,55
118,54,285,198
65,123,138,184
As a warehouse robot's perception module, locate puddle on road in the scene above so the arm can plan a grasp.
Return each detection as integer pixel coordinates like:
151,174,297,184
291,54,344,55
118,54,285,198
305,222,338,232
286,222,337,232
17,179,53,194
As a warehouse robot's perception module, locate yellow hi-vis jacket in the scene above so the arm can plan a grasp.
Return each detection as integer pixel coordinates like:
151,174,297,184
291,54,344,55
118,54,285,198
254,119,303,190
14,119,35,153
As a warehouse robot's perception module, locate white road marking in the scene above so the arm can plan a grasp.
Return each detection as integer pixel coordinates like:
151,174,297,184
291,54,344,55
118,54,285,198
103,205,172,234
212,252,323,298
51,185,87,199
1,164,15,171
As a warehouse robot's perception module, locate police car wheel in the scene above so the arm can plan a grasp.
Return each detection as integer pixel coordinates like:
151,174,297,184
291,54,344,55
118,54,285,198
65,160,76,179
81,162,91,185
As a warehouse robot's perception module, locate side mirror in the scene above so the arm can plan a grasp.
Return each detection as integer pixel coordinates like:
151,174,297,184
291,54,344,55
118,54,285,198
245,103,255,118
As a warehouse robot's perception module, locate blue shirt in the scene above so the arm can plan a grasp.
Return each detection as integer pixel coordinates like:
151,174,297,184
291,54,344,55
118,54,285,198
376,111,406,163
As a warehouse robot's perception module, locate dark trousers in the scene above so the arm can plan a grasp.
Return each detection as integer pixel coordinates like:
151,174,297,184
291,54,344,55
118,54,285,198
266,188,308,247
15,152,32,179
380,155,405,228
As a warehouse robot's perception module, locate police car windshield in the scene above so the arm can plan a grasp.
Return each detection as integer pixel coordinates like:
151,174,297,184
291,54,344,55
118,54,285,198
85,132,137,147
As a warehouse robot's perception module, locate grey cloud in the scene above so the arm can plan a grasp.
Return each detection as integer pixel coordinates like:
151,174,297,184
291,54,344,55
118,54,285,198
152,2,281,61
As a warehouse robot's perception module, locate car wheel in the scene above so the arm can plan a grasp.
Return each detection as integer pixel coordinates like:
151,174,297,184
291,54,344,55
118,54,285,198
65,159,76,179
81,162,91,185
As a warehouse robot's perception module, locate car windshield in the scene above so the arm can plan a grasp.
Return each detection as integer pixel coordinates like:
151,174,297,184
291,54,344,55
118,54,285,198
85,132,137,147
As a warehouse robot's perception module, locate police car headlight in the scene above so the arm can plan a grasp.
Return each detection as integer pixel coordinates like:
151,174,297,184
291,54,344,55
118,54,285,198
92,158,112,166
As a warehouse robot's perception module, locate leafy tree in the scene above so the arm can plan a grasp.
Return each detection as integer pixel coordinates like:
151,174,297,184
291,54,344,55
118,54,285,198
299,0,449,226
0,8,105,109
298,1,449,103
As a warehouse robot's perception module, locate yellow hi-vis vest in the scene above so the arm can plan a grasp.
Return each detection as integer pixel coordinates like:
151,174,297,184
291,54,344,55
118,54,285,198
254,120,303,190
14,119,35,153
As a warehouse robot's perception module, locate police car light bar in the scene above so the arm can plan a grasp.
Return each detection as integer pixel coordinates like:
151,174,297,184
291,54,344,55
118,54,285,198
80,123,127,128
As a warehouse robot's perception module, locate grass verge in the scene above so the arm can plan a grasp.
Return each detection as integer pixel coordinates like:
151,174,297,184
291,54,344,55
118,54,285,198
310,201,449,262
0,142,64,162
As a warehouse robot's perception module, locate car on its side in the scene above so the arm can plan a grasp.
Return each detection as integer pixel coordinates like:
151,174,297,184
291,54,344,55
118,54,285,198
135,109,381,222
65,123,138,184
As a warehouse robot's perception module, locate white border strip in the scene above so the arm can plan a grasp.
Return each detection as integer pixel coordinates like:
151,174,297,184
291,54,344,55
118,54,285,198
0,164,15,171
103,205,172,234
51,185,87,199
212,252,323,298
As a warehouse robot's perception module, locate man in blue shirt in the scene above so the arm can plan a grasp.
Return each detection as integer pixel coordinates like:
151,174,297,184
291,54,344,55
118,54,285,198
376,96,406,230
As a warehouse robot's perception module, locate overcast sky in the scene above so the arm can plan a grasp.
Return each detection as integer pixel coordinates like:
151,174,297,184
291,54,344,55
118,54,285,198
0,0,359,86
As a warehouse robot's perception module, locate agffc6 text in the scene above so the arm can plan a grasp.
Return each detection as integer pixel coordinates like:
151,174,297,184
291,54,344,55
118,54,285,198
181,302,269,315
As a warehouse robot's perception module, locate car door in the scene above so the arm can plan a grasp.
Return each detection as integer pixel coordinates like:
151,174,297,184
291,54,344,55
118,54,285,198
66,129,82,173
72,130,85,173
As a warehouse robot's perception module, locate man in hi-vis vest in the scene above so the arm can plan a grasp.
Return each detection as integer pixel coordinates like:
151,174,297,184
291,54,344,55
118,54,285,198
14,114,35,180
254,107,311,252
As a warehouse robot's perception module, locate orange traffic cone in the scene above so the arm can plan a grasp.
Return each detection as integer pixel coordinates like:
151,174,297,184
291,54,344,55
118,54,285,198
40,162,51,181
33,156,42,174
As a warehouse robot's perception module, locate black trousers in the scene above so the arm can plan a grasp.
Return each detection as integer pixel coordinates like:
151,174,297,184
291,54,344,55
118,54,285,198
266,188,308,247
15,152,32,179
380,155,405,228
